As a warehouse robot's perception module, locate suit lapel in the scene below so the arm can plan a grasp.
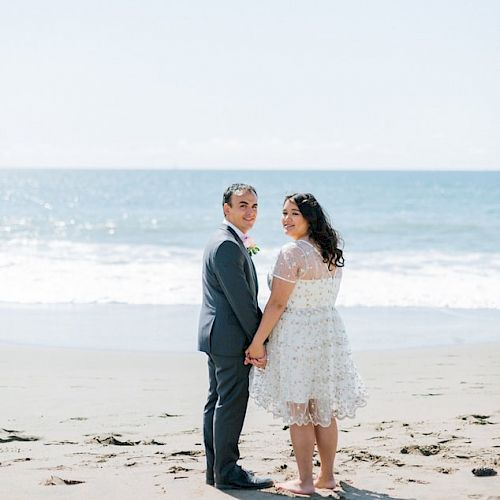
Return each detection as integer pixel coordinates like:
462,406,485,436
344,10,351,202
249,256,258,295
224,225,258,296
225,225,245,252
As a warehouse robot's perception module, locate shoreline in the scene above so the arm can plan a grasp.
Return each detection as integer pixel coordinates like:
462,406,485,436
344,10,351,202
1,303,499,352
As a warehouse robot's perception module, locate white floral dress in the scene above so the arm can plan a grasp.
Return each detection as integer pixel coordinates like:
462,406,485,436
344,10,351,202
250,239,367,426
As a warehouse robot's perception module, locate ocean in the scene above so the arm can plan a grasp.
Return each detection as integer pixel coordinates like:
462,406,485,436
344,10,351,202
1,169,499,309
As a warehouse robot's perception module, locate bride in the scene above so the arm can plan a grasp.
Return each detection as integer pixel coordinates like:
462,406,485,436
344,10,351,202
245,193,367,495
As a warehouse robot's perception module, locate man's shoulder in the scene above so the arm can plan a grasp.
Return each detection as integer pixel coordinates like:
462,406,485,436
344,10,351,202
204,226,240,254
206,226,231,246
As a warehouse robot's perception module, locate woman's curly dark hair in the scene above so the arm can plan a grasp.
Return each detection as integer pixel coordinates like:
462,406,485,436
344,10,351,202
285,193,344,269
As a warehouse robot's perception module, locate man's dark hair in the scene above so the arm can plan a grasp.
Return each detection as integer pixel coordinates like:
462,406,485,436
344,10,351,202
222,183,257,206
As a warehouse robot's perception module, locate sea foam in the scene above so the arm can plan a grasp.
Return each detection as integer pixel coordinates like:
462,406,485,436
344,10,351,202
0,241,498,309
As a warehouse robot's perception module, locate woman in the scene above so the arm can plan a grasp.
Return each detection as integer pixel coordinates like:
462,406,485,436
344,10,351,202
246,193,367,495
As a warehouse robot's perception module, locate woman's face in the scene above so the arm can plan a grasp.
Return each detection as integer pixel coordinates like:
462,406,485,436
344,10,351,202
282,199,309,240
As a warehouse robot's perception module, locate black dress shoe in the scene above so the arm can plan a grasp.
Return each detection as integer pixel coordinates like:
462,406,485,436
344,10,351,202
216,467,273,490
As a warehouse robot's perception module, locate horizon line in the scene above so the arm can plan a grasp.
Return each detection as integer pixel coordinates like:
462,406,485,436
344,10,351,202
1,166,499,172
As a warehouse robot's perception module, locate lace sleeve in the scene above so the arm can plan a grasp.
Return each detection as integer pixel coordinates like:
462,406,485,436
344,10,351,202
272,242,307,283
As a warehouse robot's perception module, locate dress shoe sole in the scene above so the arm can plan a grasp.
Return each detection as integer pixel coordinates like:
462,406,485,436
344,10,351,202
215,481,273,490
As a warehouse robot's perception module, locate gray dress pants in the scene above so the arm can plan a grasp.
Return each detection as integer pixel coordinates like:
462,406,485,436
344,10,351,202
203,353,251,483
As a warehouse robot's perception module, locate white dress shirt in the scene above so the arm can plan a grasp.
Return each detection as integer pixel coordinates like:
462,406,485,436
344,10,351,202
223,219,247,243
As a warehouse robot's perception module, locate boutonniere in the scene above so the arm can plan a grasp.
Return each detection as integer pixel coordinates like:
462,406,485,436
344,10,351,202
243,236,260,256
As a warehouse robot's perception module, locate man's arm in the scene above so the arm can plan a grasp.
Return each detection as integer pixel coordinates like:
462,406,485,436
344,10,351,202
213,240,259,344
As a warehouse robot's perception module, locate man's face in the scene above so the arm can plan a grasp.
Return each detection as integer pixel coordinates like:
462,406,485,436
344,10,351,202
224,190,258,234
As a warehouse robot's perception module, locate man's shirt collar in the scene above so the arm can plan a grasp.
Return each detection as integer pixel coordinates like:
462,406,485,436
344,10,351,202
223,219,246,242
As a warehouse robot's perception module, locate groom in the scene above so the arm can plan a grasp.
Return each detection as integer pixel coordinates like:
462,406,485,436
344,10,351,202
198,183,272,490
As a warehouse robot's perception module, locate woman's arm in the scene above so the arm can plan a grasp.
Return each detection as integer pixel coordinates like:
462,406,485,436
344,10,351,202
245,277,295,360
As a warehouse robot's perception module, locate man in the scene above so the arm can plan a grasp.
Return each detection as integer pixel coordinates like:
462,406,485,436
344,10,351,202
198,183,272,490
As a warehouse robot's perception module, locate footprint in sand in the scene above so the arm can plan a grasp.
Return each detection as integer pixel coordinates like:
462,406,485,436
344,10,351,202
459,414,495,425
0,429,40,443
142,439,166,445
88,434,165,446
374,420,397,432
436,466,457,474
0,457,32,467
59,416,89,423
339,447,405,467
96,453,117,463
44,440,79,446
169,450,203,458
158,413,182,418
412,392,444,397
395,477,430,485
400,444,441,456
167,465,192,473
89,434,141,446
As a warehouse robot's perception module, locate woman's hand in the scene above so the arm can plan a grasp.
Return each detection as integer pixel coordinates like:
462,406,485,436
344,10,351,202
244,342,267,368
246,341,265,360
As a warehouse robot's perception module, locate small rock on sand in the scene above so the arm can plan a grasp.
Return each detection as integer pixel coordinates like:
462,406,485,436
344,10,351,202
472,467,497,477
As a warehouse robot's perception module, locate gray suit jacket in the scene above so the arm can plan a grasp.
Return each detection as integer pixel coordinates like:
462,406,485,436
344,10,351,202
198,224,261,356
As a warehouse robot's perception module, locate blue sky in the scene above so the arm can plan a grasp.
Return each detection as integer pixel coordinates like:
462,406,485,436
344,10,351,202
0,1,498,169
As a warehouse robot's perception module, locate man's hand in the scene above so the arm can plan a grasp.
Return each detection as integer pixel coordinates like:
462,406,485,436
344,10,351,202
246,341,266,360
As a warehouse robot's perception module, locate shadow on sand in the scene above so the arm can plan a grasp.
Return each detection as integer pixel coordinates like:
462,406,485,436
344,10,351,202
220,481,413,500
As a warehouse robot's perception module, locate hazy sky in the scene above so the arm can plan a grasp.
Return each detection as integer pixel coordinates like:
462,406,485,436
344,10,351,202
1,1,498,170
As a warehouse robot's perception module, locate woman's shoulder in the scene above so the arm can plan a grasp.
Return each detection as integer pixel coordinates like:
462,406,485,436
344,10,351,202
274,241,312,270
279,240,309,256
283,238,319,254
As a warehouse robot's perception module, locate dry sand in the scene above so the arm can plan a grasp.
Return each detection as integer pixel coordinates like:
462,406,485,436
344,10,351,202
1,342,499,499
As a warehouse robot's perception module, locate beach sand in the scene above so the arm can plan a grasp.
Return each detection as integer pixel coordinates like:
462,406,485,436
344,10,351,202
1,342,499,499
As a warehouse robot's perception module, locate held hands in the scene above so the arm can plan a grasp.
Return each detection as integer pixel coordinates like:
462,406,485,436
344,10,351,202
244,342,267,369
